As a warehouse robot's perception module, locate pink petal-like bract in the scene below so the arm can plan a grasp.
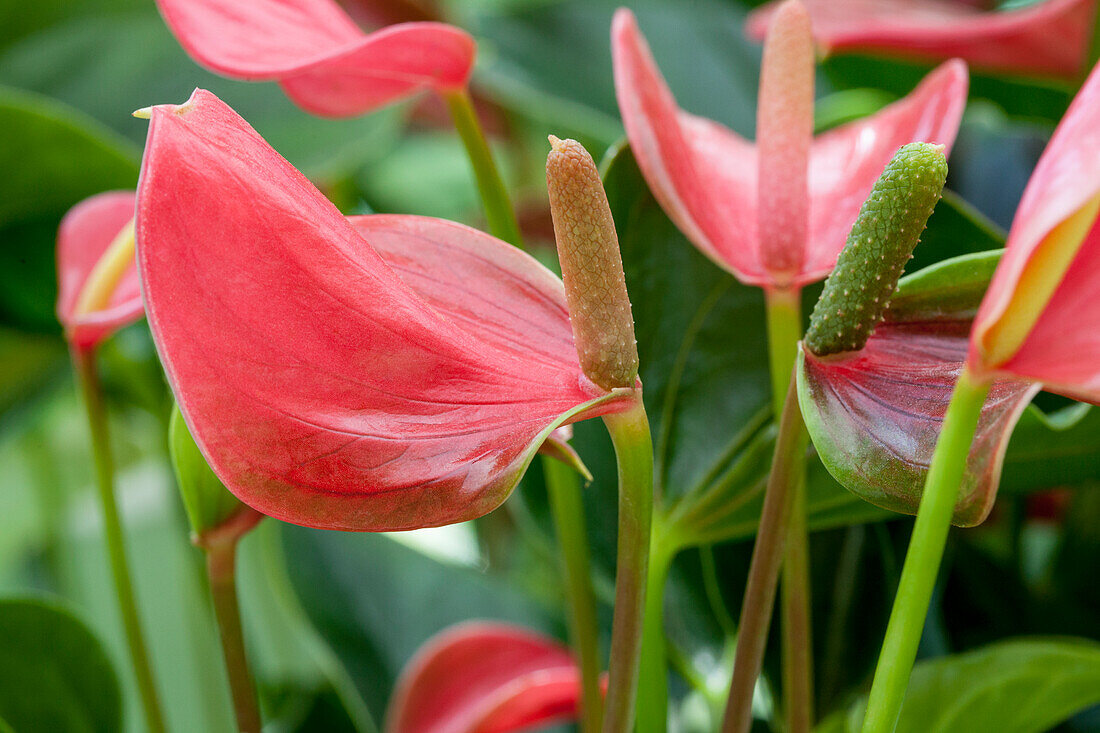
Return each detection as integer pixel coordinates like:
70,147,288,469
798,255,1036,526
155,0,476,117
56,191,143,350
135,89,630,532
611,8,967,289
747,0,1094,79
385,622,585,733
972,62,1100,401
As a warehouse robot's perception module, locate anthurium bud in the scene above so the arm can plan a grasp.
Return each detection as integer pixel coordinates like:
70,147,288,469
805,142,948,356
546,136,639,391
169,405,259,542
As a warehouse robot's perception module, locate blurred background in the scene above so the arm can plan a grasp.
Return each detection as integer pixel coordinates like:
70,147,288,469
1,0,1098,731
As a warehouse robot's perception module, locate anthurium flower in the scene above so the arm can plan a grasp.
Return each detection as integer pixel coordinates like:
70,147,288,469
56,191,142,350
611,7,967,289
747,0,1095,80
799,251,1037,525
799,61,1100,525
970,60,1100,397
385,622,591,733
154,0,475,117
135,89,634,532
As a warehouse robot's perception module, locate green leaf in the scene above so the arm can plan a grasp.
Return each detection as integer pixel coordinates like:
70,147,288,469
819,638,1100,733
168,405,244,538
0,13,403,181
0,86,138,332
822,54,1072,124
0,596,121,733
0,327,66,426
470,0,761,147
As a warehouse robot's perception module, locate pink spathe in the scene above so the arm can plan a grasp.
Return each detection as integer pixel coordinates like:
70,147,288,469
135,89,633,532
56,191,142,349
155,0,475,117
973,61,1100,399
612,7,968,289
747,0,1095,79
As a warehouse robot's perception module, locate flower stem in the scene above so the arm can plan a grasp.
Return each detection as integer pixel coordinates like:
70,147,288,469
860,367,989,733
205,535,262,733
764,288,802,417
764,287,814,733
721,372,807,733
257,522,378,732
781,483,813,733
636,529,675,733
443,88,523,247
72,348,167,733
601,399,654,733
544,457,604,733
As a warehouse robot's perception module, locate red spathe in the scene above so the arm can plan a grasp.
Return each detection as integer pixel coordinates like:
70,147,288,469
155,0,475,117
385,622,588,733
136,89,630,532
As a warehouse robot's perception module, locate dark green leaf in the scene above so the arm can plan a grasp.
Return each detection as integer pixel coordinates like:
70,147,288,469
0,13,403,181
0,596,121,733
471,0,761,147
822,54,1072,124
0,86,138,332
820,638,1100,733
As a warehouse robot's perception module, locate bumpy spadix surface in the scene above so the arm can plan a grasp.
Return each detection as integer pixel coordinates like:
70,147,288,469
972,61,1100,401
385,622,586,733
155,0,475,117
747,0,1094,79
799,253,1035,526
136,89,629,531
56,191,142,349
612,8,967,288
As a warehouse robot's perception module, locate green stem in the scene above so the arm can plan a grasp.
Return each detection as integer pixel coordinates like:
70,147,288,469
720,374,807,733
765,287,814,733
601,399,654,733
636,530,675,733
764,288,802,417
443,88,523,246
781,482,813,733
258,522,378,732
72,348,167,733
544,457,604,733
206,538,262,733
861,367,990,733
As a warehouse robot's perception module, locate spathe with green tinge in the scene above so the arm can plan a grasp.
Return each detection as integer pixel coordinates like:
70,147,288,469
799,60,1100,526
799,251,1036,526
